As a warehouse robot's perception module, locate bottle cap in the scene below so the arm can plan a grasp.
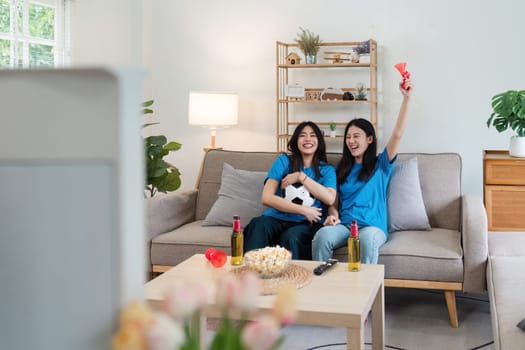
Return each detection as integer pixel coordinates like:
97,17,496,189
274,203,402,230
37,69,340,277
233,215,241,231
350,220,358,237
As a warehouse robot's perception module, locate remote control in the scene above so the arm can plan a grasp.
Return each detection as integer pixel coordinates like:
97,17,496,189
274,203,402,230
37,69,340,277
313,258,338,275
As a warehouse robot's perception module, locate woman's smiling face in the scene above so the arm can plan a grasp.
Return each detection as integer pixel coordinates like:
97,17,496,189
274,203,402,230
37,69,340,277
345,125,372,162
297,125,318,156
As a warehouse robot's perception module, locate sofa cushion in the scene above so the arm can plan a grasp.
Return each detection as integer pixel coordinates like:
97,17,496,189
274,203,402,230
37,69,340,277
151,220,230,266
195,150,279,220
202,163,267,226
378,228,463,282
388,157,431,232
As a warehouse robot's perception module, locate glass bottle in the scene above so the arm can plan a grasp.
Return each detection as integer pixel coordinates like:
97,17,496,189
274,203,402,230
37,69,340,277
230,215,244,265
348,220,361,271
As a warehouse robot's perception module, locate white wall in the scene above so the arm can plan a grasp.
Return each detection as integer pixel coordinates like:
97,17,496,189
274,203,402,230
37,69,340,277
70,0,143,67
139,0,524,196
72,0,525,197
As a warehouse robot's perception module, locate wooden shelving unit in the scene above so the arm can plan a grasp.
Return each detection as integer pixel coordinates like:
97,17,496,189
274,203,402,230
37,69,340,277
276,40,378,152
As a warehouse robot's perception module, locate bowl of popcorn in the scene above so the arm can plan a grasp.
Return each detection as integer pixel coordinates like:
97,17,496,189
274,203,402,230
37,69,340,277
244,246,292,278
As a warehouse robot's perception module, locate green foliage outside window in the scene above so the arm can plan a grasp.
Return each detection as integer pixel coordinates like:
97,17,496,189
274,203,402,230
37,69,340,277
0,0,56,68
0,1,9,32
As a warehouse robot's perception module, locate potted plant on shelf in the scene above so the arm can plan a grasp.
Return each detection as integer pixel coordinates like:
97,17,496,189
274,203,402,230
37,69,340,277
295,27,321,64
353,40,370,63
142,100,182,196
355,83,368,101
329,121,337,138
487,90,525,157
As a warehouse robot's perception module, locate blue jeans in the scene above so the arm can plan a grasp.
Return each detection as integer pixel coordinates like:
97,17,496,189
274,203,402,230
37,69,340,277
243,215,323,260
312,224,387,263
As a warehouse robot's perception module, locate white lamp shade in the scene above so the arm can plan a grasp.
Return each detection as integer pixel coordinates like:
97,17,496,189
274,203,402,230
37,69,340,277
188,91,238,127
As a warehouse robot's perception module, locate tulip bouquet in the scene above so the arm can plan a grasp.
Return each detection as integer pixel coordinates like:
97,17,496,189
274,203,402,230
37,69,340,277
112,252,297,350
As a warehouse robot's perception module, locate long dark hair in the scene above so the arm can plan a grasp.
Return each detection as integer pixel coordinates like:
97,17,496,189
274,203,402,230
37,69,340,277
336,118,377,184
287,121,327,178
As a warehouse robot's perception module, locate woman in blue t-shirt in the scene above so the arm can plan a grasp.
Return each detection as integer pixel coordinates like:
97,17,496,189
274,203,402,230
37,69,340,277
312,80,413,263
243,121,337,259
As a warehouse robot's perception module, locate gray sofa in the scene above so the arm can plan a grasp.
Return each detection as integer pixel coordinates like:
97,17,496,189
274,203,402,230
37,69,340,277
487,232,525,349
146,149,488,327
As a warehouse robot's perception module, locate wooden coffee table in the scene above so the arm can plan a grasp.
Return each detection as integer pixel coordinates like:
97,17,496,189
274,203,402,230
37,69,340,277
145,254,384,350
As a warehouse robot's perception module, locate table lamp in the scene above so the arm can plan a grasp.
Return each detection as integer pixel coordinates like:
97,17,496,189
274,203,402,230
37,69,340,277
188,91,238,151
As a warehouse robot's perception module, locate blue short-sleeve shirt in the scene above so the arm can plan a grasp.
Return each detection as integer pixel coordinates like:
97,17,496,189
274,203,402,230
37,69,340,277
338,147,396,235
263,154,337,222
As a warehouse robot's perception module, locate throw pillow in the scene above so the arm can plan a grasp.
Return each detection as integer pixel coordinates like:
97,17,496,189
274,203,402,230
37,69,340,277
202,163,267,227
387,157,431,232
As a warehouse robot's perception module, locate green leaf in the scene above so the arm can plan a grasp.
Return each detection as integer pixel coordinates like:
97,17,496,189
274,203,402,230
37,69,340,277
146,135,167,146
142,100,154,107
142,108,154,115
142,122,159,129
164,141,182,151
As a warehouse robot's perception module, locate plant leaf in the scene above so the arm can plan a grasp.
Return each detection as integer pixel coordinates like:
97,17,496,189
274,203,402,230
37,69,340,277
142,100,154,107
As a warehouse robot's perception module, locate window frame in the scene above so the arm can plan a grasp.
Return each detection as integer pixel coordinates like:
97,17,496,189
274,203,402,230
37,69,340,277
0,0,70,68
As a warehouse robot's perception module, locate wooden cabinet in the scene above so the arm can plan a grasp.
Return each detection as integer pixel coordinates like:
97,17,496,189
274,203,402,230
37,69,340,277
276,40,378,152
483,150,525,231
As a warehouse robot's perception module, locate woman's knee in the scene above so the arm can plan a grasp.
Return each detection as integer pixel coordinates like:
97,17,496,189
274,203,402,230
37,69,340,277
312,227,333,248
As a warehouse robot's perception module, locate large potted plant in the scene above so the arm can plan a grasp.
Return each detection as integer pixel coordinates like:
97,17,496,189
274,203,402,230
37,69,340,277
487,90,525,157
142,100,182,196
295,27,321,64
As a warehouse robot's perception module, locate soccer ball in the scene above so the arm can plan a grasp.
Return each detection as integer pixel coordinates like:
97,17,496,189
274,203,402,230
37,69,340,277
282,182,315,207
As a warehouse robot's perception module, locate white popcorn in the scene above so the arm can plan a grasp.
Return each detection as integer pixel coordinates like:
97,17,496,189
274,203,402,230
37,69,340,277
244,246,292,277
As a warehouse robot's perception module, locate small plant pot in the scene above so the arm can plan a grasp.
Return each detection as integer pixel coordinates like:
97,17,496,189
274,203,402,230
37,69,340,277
305,54,317,64
329,130,337,138
509,136,525,157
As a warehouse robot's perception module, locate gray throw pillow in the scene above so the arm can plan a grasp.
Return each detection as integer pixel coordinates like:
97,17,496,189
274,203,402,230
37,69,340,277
202,163,267,227
387,157,431,232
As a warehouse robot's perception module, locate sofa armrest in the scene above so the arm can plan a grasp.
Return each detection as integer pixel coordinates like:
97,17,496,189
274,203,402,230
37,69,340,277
461,194,489,293
145,189,198,242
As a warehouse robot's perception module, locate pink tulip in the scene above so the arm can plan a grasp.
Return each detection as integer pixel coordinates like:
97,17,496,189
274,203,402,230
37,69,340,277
146,312,185,350
271,283,297,325
215,273,241,310
235,271,262,312
163,279,210,321
241,315,280,350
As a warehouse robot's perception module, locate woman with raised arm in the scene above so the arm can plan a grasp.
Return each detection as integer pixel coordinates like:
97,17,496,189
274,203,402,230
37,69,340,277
312,79,413,263
243,121,337,260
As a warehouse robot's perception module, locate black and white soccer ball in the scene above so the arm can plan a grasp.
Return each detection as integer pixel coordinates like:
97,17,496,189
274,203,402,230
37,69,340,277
282,182,315,206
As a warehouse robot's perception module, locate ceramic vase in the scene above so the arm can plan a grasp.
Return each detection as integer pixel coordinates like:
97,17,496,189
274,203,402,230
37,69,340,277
509,136,525,157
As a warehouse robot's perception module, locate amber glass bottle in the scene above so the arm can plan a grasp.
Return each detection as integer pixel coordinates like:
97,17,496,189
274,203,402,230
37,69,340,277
348,220,361,271
230,215,244,265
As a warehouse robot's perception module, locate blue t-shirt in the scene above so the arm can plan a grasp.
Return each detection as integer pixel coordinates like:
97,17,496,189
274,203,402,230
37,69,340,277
263,154,337,222
338,147,396,235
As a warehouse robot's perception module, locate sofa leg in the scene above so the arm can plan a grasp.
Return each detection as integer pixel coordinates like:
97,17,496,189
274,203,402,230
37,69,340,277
444,290,458,328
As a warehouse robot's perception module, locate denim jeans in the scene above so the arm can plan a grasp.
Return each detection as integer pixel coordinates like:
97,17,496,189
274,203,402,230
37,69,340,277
312,224,386,263
243,215,323,260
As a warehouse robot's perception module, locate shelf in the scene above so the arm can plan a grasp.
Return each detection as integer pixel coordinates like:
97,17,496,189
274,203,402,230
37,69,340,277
276,39,378,152
277,63,374,68
278,99,374,104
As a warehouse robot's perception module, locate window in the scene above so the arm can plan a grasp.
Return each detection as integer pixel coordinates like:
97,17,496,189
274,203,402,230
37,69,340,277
0,0,70,68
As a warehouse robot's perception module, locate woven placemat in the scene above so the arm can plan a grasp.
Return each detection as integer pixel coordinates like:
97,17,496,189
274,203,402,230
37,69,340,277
232,263,313,295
